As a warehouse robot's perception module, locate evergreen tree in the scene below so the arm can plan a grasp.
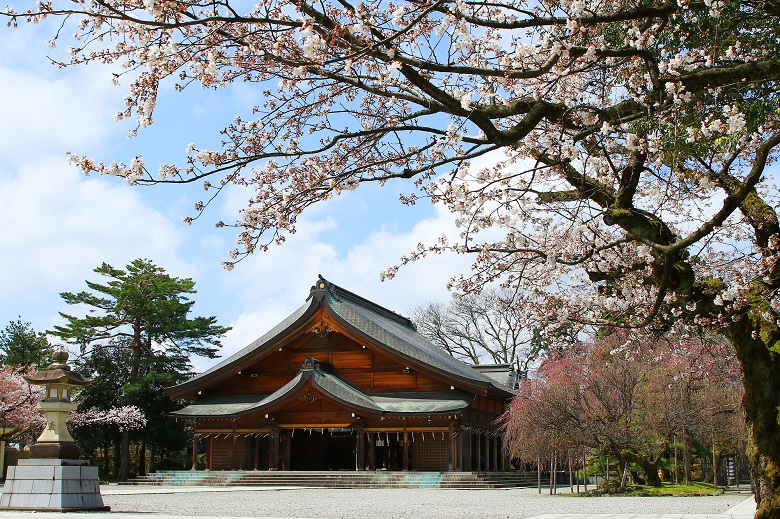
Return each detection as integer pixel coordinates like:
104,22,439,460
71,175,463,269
51,259,230,481
72,344,190,478
0,317,54,371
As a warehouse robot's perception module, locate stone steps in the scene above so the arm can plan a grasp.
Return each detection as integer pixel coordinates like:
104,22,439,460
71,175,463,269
124,471,538,489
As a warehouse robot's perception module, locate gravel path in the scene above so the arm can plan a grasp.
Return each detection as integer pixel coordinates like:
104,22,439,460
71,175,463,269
101,487,750,519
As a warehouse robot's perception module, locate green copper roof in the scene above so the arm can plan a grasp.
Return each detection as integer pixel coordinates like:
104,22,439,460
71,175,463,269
172,395,266,417
172,359,472,418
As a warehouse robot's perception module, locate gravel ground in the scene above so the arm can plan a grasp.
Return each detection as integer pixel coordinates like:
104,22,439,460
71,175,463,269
101,487,750,519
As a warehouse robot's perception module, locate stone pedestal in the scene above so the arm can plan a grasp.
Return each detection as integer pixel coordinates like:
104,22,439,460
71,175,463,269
0,458,108,511
0,351,108,511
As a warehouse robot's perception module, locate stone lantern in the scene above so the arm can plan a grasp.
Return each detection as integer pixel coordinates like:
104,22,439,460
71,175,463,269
24,350,91,459
0,350,109,511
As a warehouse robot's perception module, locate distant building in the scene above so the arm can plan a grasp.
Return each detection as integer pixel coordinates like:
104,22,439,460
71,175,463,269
168,276,516,471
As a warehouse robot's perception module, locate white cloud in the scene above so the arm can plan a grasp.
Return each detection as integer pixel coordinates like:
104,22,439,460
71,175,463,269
195,203,471,372
0,27,196,333
0,157,188,321
0,65,118,163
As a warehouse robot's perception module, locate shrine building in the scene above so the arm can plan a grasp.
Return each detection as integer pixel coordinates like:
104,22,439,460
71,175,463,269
168,276,517,472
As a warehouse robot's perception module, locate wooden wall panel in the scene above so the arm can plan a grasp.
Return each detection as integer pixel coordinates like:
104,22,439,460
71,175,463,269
332,351,372,370
297,336,330,351
331,334,362,349
253,350,292,371
373,372,416,390
290,351,329,366
415,375,450,390
372,353,406,370
276,411,354,424
340,372,373,389
250,374,295,392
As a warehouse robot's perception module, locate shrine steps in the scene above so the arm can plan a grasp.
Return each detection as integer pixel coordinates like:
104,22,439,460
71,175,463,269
124,471,537,489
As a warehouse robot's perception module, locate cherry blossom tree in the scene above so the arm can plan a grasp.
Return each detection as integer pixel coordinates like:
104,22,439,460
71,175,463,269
0,365,148,459
503,329,745,488
3,0,780,514
0,366,45,445
501,348,585,474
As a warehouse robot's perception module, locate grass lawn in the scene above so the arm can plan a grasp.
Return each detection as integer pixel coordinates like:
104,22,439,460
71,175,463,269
555,481,722,497
621,482,720,496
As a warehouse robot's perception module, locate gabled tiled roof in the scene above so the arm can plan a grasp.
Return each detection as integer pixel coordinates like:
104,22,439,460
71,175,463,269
172,358,472,418
324,288,499,388
168,276,515,397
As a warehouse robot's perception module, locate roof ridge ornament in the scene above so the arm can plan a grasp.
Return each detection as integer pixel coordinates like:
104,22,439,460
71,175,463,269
310,274,339,302
302,356,317,370
312,321,331,337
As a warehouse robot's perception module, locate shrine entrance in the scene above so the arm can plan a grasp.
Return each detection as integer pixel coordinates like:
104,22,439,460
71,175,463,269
290,429,356,470
372,432,405,470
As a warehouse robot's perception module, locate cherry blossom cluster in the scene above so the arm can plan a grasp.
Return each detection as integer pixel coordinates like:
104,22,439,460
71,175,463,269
4,0,780,348
69,405,148,432
0,367,46,442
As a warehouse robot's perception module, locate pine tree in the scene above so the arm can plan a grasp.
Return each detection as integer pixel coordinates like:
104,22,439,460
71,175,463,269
51,259,230,481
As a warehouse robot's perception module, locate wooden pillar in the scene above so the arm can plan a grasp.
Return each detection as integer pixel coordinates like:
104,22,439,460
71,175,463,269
464,430,472,471
254,436,260,470
232,432,238,470
357,431,365,470
368,433,376,471
282,429,292,470
491,434,498,471
499,434,512,472
483,431,490,471
191,433,198,471
402,432,409,471
270,429,279,470
207,435,213,470
475,432,482,471
457,428,464,472
448,423,456,471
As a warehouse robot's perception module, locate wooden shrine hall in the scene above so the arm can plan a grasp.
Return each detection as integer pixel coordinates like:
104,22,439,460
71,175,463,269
168,276,517,472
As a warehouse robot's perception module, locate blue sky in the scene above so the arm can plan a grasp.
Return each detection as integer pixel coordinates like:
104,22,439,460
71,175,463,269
0,21,475,373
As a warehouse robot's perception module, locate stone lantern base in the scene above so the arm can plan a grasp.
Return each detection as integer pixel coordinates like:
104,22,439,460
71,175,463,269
0,458,109,511
29,441,83,460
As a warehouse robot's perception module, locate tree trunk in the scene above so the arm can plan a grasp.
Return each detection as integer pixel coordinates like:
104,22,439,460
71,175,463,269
550,453,555,495
113,437,121,480
583,449,588,493
537,457,542,494
119,430,131,482
683,429,692,485
102,442,110,478
569,451,574,493
119,328,143,483
637,459,662,487
138,442,146,477
728,327,780,519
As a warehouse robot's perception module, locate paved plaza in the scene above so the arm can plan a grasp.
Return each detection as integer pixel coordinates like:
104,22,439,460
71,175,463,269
0,484,758,519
